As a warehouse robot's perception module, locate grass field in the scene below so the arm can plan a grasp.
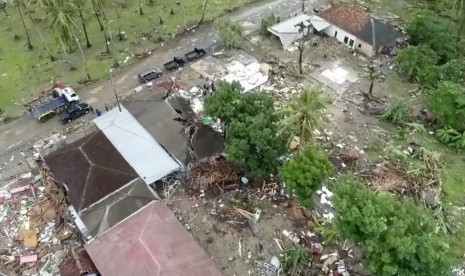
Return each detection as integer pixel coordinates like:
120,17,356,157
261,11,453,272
0,0,252,115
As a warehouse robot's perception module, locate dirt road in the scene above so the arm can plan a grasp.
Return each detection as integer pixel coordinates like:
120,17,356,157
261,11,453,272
0,0,305,156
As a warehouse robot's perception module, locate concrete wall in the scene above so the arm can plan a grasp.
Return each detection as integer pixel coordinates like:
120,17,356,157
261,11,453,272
324,25,375,57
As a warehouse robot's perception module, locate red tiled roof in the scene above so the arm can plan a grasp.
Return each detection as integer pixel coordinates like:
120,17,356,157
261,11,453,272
85,201,222,276
44,131,138,211
318,3,370,35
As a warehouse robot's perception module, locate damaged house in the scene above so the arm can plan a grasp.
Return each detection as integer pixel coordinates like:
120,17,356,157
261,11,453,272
318,3,402,57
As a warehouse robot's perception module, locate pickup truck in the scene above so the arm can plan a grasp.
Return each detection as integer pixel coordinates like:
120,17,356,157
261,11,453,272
58,103,90,124
163,57,186,71
24,83,79,122
184,48,207,62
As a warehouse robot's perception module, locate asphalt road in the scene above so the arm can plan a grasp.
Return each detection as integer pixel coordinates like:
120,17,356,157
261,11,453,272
0,0,306,157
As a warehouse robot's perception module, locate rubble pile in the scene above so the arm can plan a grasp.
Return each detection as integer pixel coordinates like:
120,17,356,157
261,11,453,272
187,157,241,197
0,164,79,275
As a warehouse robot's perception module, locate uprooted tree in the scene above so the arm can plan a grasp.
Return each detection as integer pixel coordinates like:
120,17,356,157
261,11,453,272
204,82,286,179
333,174,456,276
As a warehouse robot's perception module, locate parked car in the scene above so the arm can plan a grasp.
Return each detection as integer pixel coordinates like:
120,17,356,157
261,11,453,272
137,68,162,83
163,57,187,71
185,48,207,62
54,87,80,102
58,103,90,124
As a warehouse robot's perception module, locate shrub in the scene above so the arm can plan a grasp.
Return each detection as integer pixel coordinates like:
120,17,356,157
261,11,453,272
407,15,452,45
280,147,332,208
216,18,243,49
439,59,465,85
427,81,465,131
333,174,456,276
260,13,280,36
394,46,439,87
381,103,410,124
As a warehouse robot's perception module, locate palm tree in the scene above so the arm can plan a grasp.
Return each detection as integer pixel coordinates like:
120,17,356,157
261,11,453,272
199,0,209,24
279,86,331,149
454,0,465,40
10,0,33,49
77,2,92,47
46,0,91,79
91,0,104,31
138,0,143,15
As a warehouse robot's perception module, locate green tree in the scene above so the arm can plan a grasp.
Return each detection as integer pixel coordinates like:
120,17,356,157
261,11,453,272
439,59,465,84
333,174,456,276
204,82,286,179
228,111,286,179
260,13,280,36
216,17,243,49
394,45,439,86
46,0,91,80
9,0,33,49
279,86,330,149
279,147,332,208
428,81,465,131
407,15,452,45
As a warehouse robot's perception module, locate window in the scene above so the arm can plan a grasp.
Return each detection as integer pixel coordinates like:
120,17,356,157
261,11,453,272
334,31,338,37
358,44,362,48
349,39,354,47
344,36,349,44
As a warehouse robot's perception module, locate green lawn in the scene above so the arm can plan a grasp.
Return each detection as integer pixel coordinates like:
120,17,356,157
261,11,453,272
0,0,252,115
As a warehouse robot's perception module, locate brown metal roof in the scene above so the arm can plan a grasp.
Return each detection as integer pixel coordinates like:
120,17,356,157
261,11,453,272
318,4,370,35
44,131,138,211
85,201,223,276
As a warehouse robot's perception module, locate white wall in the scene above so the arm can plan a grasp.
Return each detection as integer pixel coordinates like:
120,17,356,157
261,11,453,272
324,25,375,57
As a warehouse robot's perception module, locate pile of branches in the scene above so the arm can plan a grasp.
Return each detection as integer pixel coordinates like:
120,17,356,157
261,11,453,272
361,144,442,202
186,157,241,197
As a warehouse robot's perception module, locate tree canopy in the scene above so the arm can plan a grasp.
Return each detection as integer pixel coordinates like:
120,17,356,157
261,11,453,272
204,82,286,179
428,81,465,131
216,17,243,49
394,45,439,87
333,174,456,276
279,147,332,208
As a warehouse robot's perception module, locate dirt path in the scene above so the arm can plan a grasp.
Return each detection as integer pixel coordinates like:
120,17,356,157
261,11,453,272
0,0,304,157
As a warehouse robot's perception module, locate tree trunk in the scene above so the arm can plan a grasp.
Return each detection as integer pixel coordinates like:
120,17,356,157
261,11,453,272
78,6,92,48
199,0,209,24
29,15,55,61
17,0,33,50
91,0,104,31
368,79,374,94
59,38,73,69
301,0,305,12
298,44,303,74
457,16,465,41
72,32,91,80
138,0,143,15
113,0,123,40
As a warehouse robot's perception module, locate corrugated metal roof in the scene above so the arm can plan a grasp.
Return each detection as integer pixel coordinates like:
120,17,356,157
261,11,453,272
93,105,181,184
85,201,222,276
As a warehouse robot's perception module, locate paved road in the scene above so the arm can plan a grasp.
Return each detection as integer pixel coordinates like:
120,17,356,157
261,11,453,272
0,0,307,157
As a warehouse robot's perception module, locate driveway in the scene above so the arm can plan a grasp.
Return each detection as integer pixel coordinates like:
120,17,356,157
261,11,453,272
0,0,305,157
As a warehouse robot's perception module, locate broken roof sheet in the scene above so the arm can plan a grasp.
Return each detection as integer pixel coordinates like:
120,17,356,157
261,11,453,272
93,105,181,184
269,14,312,34
309,15,330,32
44,131,138,211
85,201,222,276
79,178,159,238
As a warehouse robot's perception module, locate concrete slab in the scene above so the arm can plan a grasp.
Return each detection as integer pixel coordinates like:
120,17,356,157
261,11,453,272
189,56,226,80
310,60,358,94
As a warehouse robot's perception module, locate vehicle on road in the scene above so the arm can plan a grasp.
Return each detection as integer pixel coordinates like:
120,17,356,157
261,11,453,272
54,86,79,102
137,68,162,83
185,48,207,62
163,57,187,71
24,83,80,122
58,103,91,124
